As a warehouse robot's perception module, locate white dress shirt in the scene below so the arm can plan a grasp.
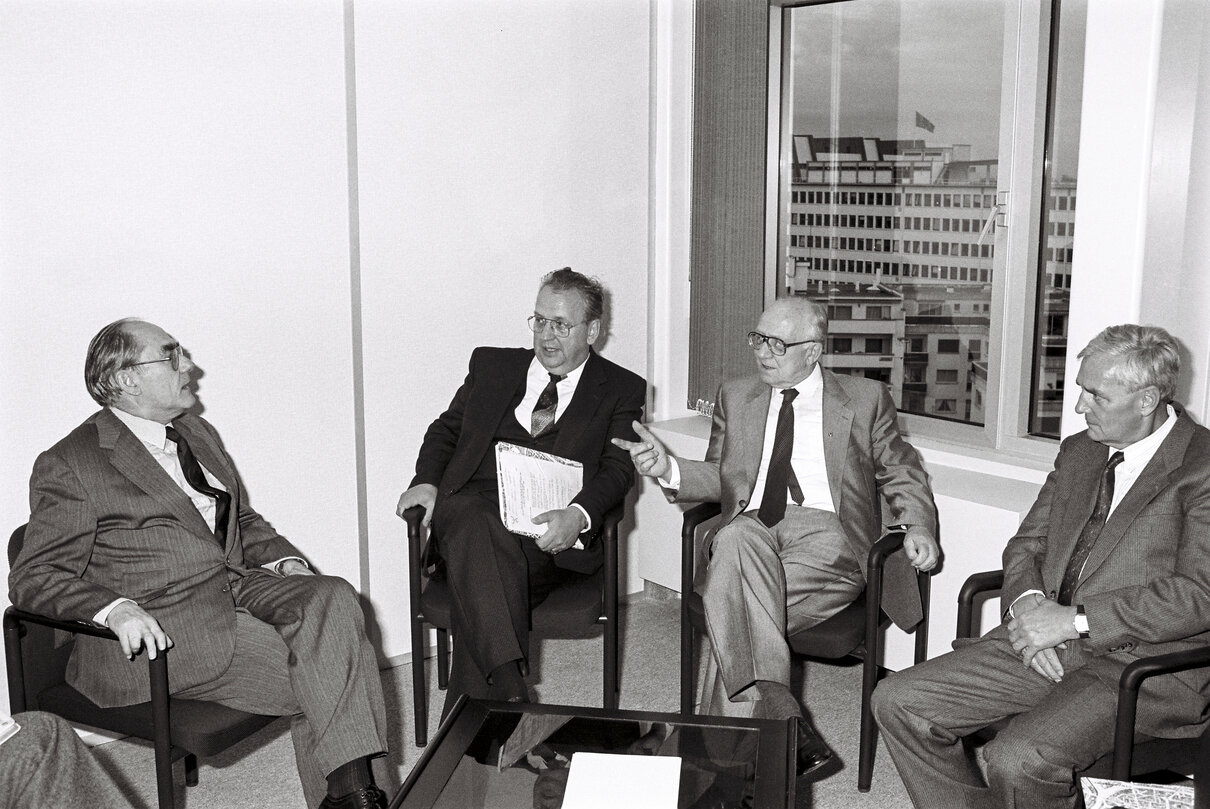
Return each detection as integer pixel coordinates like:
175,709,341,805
95,408,302,625
1009,404,1178,617
511,355,592,536
662,365,836,516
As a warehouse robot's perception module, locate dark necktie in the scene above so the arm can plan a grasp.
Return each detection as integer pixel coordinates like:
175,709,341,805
1057,450,1125,605
530,373,565,437
758,388,803,528
166,425,230,547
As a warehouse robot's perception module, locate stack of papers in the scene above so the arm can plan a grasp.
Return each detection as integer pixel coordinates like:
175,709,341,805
1081,777,1194,809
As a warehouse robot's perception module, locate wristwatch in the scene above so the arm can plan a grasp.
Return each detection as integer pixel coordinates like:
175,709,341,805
1073,604,1091,638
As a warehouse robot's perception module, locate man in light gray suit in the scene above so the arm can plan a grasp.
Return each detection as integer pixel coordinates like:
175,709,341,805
874,324,1210,808
9,318,388,809
615,297,938,776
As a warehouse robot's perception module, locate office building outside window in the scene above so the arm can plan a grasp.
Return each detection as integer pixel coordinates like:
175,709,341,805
769,0,1085,441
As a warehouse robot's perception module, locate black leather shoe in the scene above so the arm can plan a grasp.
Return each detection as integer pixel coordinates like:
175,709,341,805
796,717,834,777
318,785,387,809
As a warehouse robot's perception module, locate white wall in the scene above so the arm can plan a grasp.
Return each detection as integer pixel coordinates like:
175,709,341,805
0,0,654,724
353,0,652,659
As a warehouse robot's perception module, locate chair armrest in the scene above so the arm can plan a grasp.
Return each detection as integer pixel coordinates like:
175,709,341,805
956,570,1005,639
863,530,932,664
681,503,723,596
1113,645,1210,780
5,606,119,641
4,605,169,717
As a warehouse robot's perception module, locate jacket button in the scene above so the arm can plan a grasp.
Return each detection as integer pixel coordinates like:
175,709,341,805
221,585,230,593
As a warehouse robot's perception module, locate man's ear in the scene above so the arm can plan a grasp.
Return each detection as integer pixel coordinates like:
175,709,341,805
114,369,141,399
1137,385,1161,416
586,319,601,346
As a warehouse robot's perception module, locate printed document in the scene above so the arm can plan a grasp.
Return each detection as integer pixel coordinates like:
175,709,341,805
495,442,584,539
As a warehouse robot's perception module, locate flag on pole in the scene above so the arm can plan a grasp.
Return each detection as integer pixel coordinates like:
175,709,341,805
915,111,935,133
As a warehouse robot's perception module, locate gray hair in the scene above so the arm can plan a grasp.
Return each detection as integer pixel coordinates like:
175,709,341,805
85,318,143,406
541,267,605,323
1077,324,1181,402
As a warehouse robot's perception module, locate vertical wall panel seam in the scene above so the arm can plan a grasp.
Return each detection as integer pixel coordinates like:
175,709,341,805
343,0,371,597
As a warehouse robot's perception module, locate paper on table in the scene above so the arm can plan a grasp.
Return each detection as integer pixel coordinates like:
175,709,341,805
561,752,681,809
495,442,584,539
1081,777,1194,809
0,712,20,746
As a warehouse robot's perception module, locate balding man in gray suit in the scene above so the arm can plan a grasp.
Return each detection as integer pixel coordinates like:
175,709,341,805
9,318,388,809
616,298,938,778
874,324,1210,808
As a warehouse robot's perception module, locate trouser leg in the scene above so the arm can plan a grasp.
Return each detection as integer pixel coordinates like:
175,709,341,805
180,573,387,808
3,711,134,809
873,633,1126,809
436,490,571,700
699,509,861,710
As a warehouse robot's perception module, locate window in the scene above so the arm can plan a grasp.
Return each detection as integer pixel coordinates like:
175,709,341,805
864,337,888,354
764,0,1084,449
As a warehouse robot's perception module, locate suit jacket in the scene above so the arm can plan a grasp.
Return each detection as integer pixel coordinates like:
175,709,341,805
410,346,646,574
675,369,937,629
998,409,1210,722
9,409,303,707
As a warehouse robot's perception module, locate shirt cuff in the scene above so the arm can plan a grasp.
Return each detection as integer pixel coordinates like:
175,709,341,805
658,457,681,491
569,504,589,551
1007,589,1046,619
265,556,309,575
94,597,136,627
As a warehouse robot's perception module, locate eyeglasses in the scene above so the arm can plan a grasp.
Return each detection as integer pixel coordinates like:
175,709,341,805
747,331,818,356
528,315,587,338
125,345,183,372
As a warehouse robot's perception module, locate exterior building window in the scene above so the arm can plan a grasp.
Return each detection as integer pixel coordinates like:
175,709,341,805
688,0,1084,452
936,369,959,384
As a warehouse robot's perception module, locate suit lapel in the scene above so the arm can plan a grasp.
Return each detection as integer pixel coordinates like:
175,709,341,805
732,378,772,493
174,416,240,549
96,410,216,545
821,372,853,512
554,352,604,456
1077,414,1190,584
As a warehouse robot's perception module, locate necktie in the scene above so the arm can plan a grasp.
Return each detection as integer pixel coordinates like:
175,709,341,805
1057,450,1125,605
530,373,565,437
758,388,802,527
166,425,231,547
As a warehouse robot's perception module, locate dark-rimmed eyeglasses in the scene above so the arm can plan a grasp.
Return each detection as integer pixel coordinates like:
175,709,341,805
746,331,818,356
528,315,586,338
125,345,183,372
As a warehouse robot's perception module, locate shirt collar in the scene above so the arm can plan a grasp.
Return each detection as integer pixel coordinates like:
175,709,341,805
1113,403,1177,460
109,406,175,451
528,353,589,386
772,363,822,397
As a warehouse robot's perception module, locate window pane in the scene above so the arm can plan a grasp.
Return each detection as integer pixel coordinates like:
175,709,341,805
1028,0,1086,438
780,0,1007,426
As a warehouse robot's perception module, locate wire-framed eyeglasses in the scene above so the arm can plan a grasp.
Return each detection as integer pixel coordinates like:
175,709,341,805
125,345,183,372
746,331,818,356
528,315,587,338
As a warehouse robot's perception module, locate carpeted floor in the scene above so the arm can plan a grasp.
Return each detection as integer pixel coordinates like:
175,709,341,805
86,594,916,808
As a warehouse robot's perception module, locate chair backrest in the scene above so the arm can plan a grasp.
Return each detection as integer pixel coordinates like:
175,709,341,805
6,524,74,711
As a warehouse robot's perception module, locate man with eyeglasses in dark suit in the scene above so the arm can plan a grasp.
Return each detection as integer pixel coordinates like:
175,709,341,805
396,268,645,713
614,297,937,778
10,318,389,809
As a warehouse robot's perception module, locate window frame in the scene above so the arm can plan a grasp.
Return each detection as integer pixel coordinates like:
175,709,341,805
766,0,1061,461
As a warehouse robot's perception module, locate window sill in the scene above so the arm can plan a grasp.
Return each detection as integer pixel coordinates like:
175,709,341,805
648,412,1056,487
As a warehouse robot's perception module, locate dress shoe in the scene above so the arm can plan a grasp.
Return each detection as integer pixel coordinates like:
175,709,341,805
318,785,387,809
796,717,834,777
